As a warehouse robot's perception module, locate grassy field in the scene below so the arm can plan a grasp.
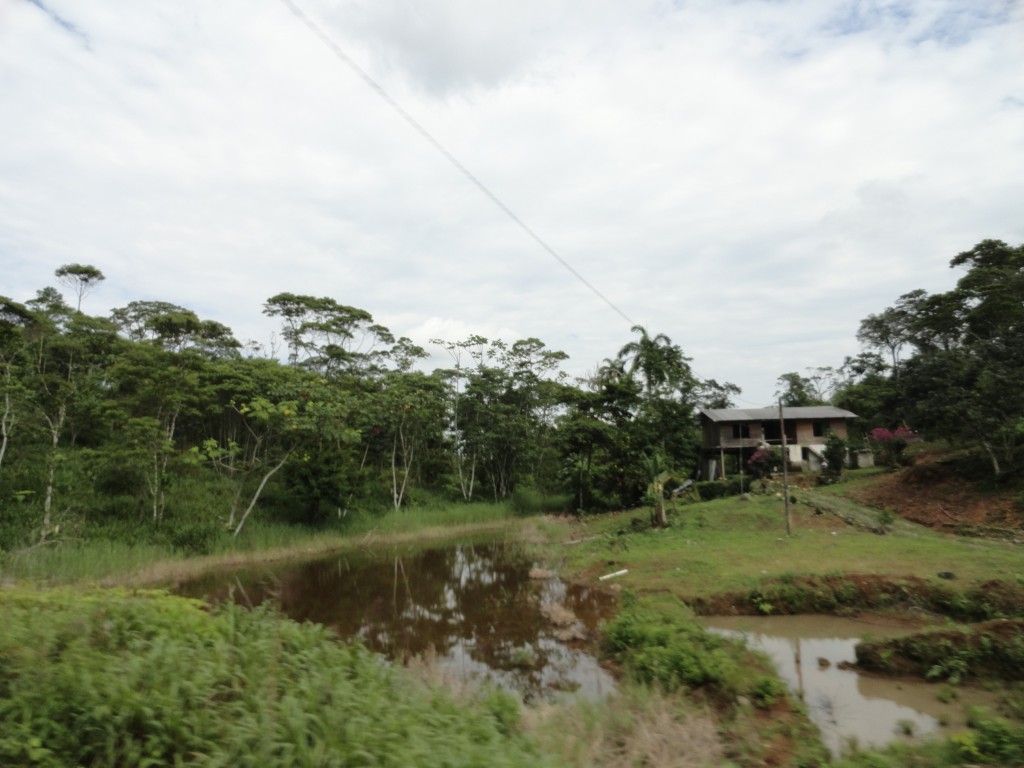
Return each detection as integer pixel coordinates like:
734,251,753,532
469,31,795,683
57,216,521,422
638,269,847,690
548,486,1024,600
4,473,1024,767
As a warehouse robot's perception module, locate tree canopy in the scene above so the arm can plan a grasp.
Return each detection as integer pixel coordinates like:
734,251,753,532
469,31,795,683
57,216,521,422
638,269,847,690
0,272,739,551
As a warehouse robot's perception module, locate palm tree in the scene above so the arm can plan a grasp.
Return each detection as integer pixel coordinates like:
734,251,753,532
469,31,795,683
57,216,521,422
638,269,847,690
617,325,692,397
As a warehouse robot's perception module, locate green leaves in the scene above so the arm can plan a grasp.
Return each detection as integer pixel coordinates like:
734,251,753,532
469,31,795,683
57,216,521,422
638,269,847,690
0,589,550,768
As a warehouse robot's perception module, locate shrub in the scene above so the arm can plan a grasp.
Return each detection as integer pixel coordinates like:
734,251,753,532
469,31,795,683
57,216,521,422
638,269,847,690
867,426,915,468
0,589,549,768
693,477,746,501
959,708,1024,764
750,675,787,709
822,431,847,481
602,595,739,695
510,486,572,516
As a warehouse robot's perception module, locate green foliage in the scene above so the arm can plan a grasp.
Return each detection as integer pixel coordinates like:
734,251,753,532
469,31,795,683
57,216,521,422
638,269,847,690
0,589,548,768
957,708,1024,764
692,477,746,501
749,675,786,709
602,595,740,695
859,239,1024,477
857,620,1024,682
509,485,571,516
822,431,847,481
746,447,782,482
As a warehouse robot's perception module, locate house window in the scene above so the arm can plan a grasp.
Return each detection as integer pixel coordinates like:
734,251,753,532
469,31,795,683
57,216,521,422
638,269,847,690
813,420,828,438
731,423,750,439
763,421,796,443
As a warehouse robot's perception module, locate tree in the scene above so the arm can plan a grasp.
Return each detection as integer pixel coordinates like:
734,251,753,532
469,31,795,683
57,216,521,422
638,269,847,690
774,372,821,407
22,311,121,540
857,307,910,382
556,359,641,512
376,371,446,511
617,325,693,398
456,338,568,501
431,335,489,501
55,263,105,312
821,431,847,482
832,353,897,438
111,301,241,359
695,378,741,409
862,239,1024,477
0,297,37,474
262,293,392,375
642,451,678,527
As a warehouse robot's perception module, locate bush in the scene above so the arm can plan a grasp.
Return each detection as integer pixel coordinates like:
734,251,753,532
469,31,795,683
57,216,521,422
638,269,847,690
750,675,787,709
822,432,847,481
510,486,572,516
0,589,549,768
693,477,747,502
602,595,739,696
958,708,1024,764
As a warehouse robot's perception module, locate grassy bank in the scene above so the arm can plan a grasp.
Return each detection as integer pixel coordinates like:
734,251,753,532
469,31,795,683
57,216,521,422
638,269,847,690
551,490,1024,599
5,477,1024,767
0,501,519,586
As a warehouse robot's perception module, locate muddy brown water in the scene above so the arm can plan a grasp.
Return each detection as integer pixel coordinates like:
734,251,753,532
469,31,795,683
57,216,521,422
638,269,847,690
176,541,618,702
702,614,1002,758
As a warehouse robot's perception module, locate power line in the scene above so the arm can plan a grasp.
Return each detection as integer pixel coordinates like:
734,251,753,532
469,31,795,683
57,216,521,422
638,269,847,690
275,0,635,328
275,0,767,404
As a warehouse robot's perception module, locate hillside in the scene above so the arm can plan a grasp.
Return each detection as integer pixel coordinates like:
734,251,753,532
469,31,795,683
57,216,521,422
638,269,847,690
843,452,1024,538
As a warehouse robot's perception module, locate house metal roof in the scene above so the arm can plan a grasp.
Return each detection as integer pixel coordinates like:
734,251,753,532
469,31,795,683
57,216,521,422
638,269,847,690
700,406,857,422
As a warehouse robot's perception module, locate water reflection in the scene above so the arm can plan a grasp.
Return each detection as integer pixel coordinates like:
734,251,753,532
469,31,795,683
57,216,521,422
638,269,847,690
703,615,1001,757
177,542,617,701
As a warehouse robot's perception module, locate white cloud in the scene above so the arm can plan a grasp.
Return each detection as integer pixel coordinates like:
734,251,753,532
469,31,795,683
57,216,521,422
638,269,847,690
1,0,1022,405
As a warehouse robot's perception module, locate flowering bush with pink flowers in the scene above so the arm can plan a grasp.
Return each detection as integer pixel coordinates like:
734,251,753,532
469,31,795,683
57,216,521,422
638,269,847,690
868,426,915,467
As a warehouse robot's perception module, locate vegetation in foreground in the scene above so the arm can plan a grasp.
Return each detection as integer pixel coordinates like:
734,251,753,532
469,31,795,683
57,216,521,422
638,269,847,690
3,465,1024,766
0,588,547,768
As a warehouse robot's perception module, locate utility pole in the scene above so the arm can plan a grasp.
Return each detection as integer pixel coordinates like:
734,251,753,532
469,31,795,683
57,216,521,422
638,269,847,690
779,400,791,536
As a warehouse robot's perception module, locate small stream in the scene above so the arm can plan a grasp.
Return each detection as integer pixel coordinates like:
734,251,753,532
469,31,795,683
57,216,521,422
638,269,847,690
177,541,618,702
703,614,1002,757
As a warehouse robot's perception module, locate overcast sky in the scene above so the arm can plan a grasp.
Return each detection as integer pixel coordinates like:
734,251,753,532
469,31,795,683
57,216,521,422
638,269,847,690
2,0,1022,404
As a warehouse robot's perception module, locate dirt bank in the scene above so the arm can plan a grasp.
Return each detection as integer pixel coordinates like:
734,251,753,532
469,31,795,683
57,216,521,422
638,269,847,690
849,458,1024,537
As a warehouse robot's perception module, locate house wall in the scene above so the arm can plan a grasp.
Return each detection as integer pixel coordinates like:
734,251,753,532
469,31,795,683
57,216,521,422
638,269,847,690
702,413,854,479
701,418,851,452
703,420,764,449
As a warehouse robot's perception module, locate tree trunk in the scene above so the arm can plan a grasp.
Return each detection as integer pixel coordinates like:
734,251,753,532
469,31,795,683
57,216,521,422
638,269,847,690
981,439,1002,477
0,386,12,473
41,403,67,542
233,449,292,537
390,418,414,512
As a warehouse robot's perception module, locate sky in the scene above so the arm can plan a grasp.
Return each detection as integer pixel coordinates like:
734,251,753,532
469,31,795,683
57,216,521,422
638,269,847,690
2,0,1022,405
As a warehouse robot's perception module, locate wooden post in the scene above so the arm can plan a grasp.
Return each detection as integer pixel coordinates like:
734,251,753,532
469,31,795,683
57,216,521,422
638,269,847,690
779,401,791,536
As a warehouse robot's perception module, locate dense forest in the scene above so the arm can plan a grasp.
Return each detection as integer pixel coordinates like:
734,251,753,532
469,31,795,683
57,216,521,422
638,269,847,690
0,265,738,553
2,238,1021,554
776,238,1024,481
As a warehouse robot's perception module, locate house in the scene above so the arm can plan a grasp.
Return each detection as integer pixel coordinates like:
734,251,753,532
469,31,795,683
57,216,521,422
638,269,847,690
699,406,861,479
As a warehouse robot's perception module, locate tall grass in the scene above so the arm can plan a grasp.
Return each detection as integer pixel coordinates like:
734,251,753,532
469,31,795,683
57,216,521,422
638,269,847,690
1,539,177,585
342,499,516,535
0,500,523,586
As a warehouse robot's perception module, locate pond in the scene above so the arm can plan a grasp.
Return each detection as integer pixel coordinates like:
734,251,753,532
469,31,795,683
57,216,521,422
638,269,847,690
703,614,1002,757
177,541,618,702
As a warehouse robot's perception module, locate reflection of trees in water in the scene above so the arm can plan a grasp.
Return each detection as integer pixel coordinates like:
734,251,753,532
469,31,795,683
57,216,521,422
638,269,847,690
184,542,617,700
